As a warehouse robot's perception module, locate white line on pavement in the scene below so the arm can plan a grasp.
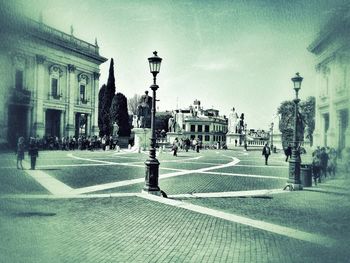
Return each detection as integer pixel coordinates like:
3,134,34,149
23,161,73,195
137,193,336,247
68,154,240,194
168,188,286,198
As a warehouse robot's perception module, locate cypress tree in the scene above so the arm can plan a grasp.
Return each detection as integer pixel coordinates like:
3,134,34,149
110,92,131,137
101,58,116,136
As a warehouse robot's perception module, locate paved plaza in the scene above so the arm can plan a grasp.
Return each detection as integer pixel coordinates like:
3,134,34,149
0,148,349,262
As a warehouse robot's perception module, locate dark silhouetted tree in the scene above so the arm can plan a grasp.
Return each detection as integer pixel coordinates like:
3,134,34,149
100,58,116,136
110,92,131,137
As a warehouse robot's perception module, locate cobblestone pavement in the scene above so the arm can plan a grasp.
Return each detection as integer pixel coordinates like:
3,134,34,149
0,149,349,262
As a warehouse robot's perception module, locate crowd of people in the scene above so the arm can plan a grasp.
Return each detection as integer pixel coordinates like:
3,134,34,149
23,135,122,151
311,146,339,184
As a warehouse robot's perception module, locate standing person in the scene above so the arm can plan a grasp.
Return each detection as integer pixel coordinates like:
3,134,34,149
192,138,197,151
319,147,329,179
312,149,321,184
16,136,25,169
285,144,292,162
262,143,271,165
172,138,178,157
28,138,39,170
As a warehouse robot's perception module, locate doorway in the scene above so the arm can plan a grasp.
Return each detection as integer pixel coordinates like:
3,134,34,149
45,109,61,137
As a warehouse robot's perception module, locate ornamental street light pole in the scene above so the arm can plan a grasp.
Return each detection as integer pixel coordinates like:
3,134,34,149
270,122,274,152
286,72,303,191
143,51,162,196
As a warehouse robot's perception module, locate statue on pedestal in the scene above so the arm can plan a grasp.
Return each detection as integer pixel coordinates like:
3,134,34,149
136,91,152,128
228,107,239,134
168,117,175,132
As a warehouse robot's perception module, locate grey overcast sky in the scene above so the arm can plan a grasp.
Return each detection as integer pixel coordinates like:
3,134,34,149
10,0,348,129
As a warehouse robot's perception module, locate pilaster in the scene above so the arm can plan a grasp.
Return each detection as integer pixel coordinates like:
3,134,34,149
66,64,76,136
92,72,100,135
34,54,46,137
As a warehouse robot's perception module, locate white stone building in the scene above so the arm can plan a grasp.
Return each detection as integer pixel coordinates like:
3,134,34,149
0,11,107,146
308,7,350,151
167,100,228,146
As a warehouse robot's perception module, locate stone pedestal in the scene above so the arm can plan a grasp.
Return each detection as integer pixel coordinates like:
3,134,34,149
166,132,182,144
117,136,130,148
132,128,151,151
226,133,241,149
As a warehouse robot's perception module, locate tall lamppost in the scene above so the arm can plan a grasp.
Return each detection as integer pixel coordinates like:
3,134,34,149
270,122,274,152
286,72,303,190
143,51,162,195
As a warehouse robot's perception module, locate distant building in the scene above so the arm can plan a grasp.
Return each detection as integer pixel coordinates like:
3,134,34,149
308,7,350,151
167,100,228,146
0,9,107,146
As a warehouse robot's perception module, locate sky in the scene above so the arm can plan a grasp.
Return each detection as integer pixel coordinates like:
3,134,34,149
9,0,349,130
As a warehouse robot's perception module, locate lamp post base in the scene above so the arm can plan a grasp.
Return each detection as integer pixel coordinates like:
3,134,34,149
143,158,161,195
284,183,303,191
141,189,161,196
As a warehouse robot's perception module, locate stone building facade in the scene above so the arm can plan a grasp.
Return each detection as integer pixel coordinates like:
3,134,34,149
0,11,107,146
167,100,228,146
308,7,350,151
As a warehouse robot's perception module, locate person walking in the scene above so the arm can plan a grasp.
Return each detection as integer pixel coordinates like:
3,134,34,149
16,136,25,169
285,144,292,162
28,137,39,170
262,143,271,165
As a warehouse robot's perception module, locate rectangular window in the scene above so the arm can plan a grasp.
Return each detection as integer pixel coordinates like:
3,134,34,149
183,124,185,130
190,125,195,132
190,134,195,140
198,125,202,132
205,135,210,141
205,125,209,132
198,135,203,141
51,78,58,97
15,70,23,90
80,85,85,101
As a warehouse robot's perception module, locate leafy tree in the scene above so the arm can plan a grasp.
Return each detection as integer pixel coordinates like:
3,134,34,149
110,93,131,137
100,58,116,136
277,100,304,148
128,94,141,115
300,96,315,146
98,84,106,136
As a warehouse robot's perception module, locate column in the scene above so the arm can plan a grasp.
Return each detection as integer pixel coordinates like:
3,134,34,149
34,55,46,137
60,110,65,138
66,64,76,136
88,114,92,136
92,72,100,135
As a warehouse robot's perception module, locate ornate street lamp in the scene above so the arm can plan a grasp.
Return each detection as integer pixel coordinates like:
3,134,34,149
143,51,162,195
286,72,303,190
270,122,274,152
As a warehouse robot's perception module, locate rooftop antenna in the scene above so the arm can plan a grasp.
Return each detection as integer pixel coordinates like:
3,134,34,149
70,25,74,36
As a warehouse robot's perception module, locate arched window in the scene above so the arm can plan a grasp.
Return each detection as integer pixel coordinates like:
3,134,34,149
78,73,89,104
49,65,63,99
